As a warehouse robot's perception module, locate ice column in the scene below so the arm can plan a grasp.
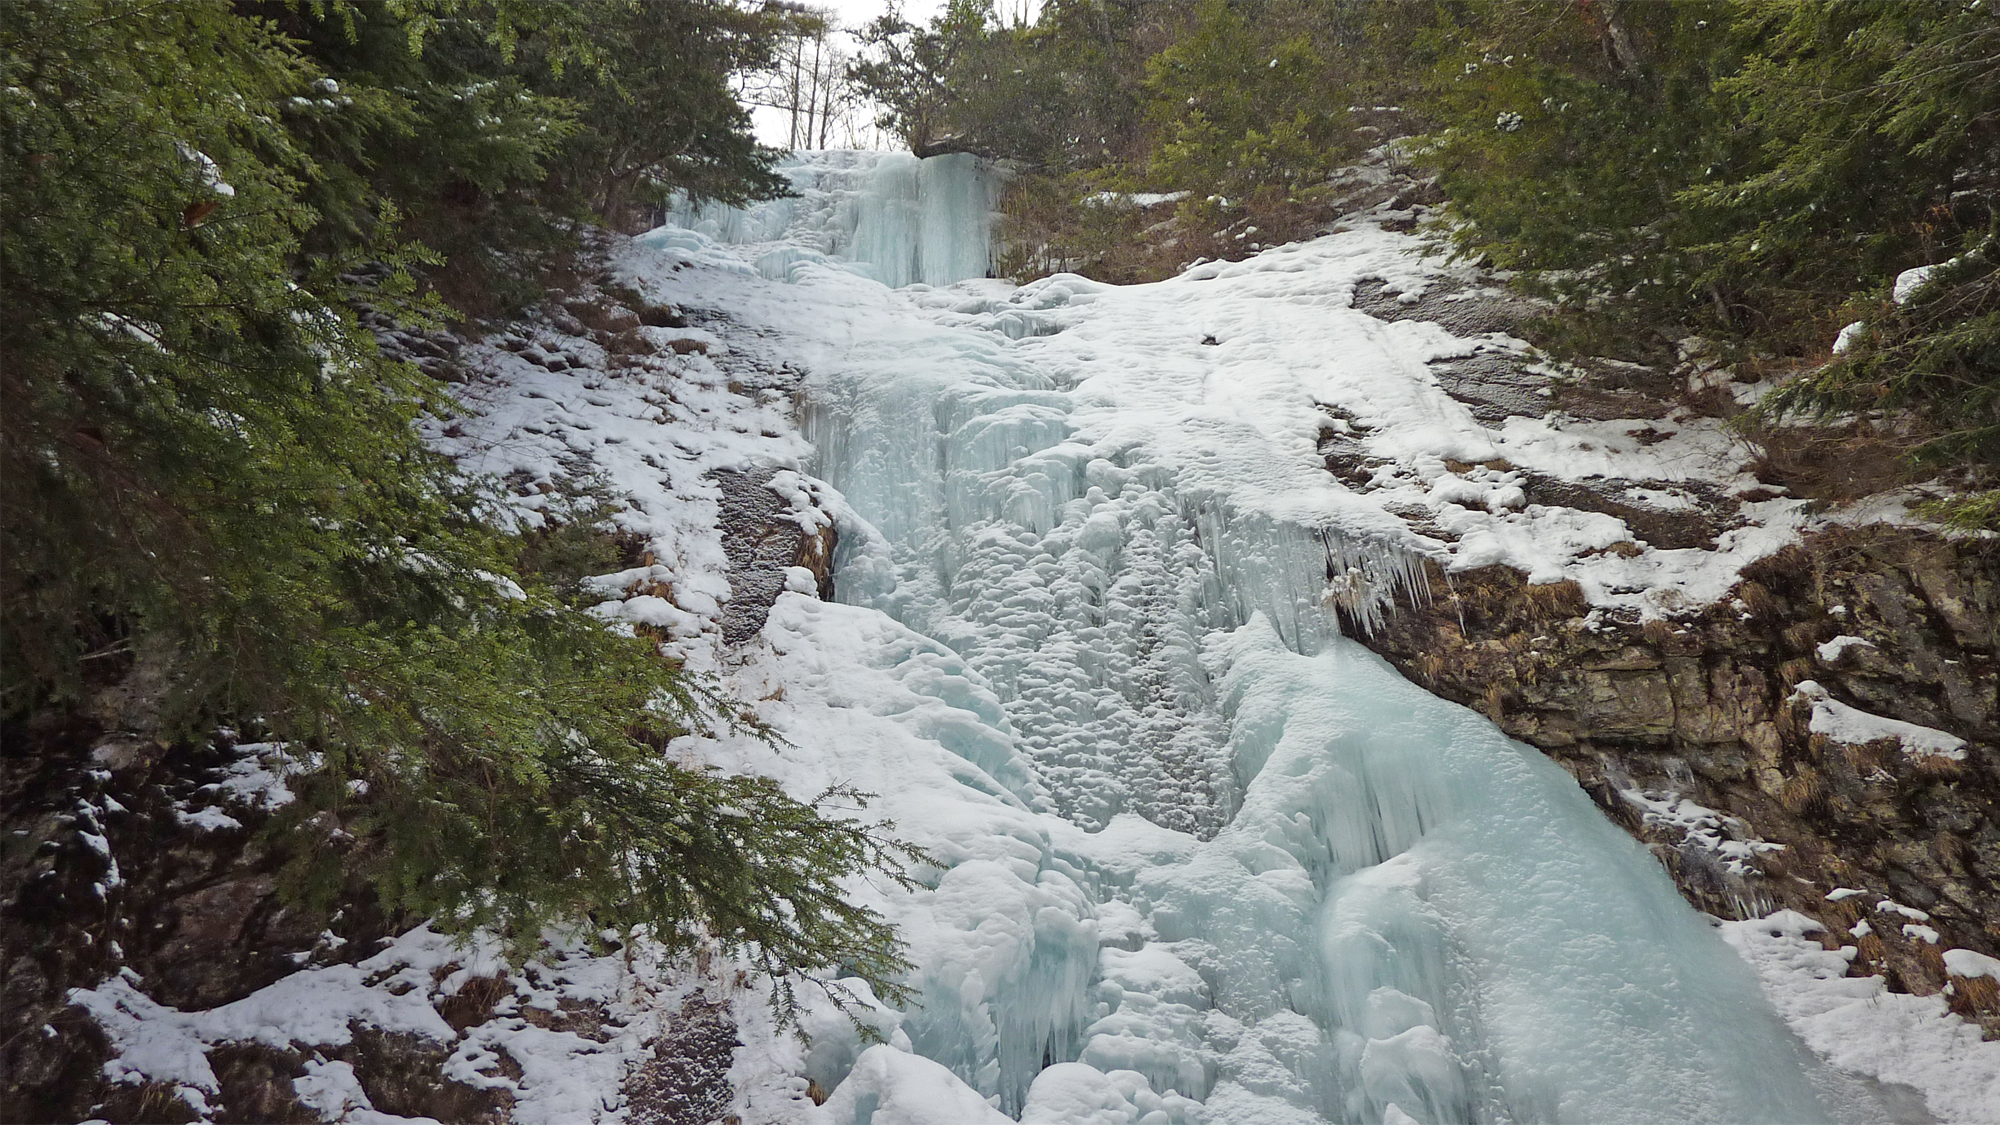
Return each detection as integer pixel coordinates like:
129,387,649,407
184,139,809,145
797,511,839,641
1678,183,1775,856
662,150,998,287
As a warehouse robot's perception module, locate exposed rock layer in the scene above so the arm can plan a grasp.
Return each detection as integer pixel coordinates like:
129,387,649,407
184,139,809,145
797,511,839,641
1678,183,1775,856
1357,527,2000,1036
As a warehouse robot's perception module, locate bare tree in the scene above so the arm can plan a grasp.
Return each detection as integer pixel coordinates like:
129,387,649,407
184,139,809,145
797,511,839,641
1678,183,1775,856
738,4,877,150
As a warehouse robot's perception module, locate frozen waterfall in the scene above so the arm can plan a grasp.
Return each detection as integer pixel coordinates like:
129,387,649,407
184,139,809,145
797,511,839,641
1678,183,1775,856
663,150,999,288
648,154,1872,1125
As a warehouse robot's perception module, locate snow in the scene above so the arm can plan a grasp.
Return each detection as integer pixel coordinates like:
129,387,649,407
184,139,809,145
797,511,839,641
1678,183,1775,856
1879,900,1932,923
820,1044,1014,1125
1943,949,2000,982
1834,320,1867,354
73,152,1988,1124
71,925,724,1124
1792,680,1970,760
176,142,235,198
1085,191,1190,209
293,1059,443,1125
607,188,1846,1122
1817,634,1877,662
1893,265,1940,305
173,742,310,833
1722,911,2000,1124
1617,787,1785,878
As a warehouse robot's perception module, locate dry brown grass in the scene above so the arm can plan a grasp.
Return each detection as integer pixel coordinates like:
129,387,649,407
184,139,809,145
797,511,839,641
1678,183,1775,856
1916,941,1951,987
1911,752,1969,780
438,973,512,1031
1780,769,1829,817
1524,578,1588,620
1948,973,2000,1019
1781,621,1826,652
1740,542,1815,593
1853,932,1888,967
1747,424,1926,502
1738,580,1782,619
1936,831,1972,875
1840,737,1897,778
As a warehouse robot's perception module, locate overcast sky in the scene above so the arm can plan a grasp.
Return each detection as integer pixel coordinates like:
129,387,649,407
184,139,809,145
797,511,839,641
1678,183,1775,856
816,0,937,29
745,0,927,149
746,0,1043,149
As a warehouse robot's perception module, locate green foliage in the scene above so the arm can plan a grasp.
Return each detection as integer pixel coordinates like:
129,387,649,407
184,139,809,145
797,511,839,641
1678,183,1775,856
252,0,792,315
993,168,1148,280
1,0,917,1011
1413,1,1745,333
1404,0,1998,522
850,0,1144,168
1141,0,1351,201
530,0,794,224
260,2,581,312
1763,245,2000,471
868,0,1365,282
849,0,999,155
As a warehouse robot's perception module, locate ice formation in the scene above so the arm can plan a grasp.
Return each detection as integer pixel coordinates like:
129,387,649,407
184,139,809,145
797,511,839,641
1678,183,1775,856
84,152,1993,1122
664,149,999,288
638,153,1864,1123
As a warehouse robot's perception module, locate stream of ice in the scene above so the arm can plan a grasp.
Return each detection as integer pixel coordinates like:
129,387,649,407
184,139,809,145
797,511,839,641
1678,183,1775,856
639,151,1875,1125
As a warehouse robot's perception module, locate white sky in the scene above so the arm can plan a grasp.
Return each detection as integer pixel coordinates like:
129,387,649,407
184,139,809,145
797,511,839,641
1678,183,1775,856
747,0,1040,149
817,0,940,29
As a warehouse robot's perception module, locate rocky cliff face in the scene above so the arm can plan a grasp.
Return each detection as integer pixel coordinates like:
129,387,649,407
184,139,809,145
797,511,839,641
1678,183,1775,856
1358,528,2000,1035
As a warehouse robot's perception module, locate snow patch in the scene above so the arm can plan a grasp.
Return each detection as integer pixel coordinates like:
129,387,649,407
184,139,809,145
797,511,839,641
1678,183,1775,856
1791,680,1969,760
1723,911,2000,1124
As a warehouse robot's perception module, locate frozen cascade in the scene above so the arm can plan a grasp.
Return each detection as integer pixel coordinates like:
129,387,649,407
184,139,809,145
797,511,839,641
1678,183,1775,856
798,329,1837,1125
665,149,999,288
643,162,1870,1124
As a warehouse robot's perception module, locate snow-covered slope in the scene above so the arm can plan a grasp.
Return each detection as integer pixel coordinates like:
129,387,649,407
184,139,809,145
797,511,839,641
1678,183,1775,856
69,154,1998,1124
606,168,1990,1121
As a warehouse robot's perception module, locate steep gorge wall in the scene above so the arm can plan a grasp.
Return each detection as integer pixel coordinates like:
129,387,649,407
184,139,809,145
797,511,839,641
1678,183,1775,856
1358,527,2000,1034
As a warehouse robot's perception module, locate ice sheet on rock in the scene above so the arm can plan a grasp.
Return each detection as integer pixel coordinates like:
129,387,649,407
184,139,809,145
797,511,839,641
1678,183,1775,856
665,150,999,288
668,222,1847,1122
1142,621,1830,1124
719,594,1103,1113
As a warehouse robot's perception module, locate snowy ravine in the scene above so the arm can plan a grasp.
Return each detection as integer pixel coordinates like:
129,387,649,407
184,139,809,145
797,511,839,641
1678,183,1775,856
73,151,2000,1124
623,153,1995,1123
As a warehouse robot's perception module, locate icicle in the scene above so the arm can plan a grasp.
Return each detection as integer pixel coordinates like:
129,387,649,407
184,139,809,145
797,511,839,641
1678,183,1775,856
1179,501,1435,653
660,150,1000,287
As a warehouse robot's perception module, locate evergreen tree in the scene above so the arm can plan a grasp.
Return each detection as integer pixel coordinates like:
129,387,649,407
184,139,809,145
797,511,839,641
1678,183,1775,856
1141,0,1351,203
532,0,796,228
1,0,917,1010
1411,0,1745,339
1408,0,1997,521
849,0,995,154
1709,0,1999,520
